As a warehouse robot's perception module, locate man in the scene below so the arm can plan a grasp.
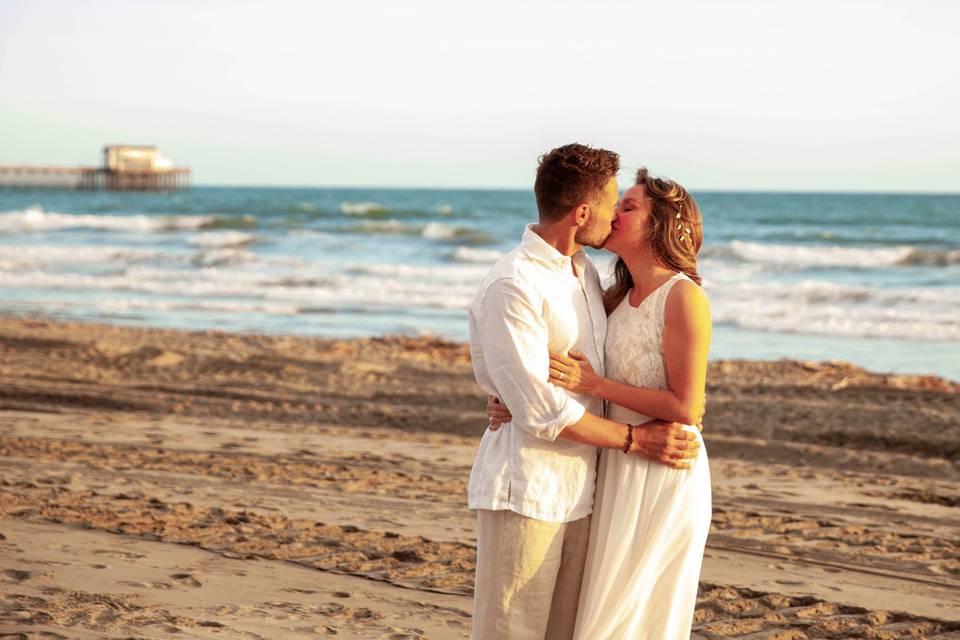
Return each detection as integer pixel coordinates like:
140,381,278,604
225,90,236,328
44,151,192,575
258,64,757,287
468,143,700,640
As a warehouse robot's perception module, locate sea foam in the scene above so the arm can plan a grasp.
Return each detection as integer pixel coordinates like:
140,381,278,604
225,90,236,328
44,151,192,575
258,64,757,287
0,263,477,311
0,244,180,269
421,222,458,240
708,278,960,341
187,231,258,248
452,247,502,263
191,248,258,267
0,206,215,233
727,241,932,268
340,201,388,215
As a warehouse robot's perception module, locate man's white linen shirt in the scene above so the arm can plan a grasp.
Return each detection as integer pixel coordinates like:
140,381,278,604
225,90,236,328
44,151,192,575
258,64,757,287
468,225,607,523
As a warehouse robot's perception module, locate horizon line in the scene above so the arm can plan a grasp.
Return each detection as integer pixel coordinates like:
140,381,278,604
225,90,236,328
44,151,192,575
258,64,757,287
190,182,960,197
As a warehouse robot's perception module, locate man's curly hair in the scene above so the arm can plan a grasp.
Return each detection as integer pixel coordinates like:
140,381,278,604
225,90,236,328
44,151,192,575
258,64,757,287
534,143,620,222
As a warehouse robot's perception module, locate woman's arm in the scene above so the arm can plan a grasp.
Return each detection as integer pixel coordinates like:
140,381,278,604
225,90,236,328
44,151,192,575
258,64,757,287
549,280,711,425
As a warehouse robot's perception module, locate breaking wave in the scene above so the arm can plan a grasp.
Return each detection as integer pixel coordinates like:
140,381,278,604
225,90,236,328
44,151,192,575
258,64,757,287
0,206,216,233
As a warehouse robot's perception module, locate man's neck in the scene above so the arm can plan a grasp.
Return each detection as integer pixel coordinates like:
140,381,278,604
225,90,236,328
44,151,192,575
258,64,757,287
531,221,582,257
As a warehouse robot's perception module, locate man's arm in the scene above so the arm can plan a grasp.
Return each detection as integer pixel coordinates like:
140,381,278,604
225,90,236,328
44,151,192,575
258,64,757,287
476,277,587,441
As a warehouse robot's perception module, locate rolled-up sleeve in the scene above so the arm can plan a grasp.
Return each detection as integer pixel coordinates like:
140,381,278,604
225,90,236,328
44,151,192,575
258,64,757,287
476,277,585,441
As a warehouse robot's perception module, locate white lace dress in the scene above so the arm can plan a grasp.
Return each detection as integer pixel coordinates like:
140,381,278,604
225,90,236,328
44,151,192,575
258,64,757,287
572,272,712,639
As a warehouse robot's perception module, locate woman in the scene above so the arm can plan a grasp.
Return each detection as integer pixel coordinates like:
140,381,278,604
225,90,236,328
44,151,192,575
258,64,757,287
487,168,712,638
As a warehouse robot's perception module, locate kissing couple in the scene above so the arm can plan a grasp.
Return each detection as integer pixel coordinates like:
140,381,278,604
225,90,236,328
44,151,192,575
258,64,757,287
468,143,712,639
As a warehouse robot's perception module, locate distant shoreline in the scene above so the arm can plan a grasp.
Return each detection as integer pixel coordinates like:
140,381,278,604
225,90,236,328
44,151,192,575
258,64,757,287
2,313,956,385
1,314,955,405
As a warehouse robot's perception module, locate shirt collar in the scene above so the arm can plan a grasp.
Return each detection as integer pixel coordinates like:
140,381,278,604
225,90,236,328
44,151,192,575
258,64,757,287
520,224,588,272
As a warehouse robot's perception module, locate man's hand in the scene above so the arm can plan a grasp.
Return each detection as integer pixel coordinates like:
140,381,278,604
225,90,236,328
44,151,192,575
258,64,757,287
630,422,700,470
485,395,512,432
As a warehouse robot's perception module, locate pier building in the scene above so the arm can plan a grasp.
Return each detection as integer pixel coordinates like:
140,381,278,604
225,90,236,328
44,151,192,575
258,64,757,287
0,145,191,191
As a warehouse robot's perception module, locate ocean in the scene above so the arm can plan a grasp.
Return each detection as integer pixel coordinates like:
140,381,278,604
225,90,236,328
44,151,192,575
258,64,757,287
0,187,957,380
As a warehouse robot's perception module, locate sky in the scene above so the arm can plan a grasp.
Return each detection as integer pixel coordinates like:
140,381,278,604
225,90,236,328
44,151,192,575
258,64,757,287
1,0,958,191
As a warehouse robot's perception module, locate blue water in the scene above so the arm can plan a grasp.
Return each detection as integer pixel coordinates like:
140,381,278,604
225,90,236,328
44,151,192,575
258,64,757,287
0,187,957,380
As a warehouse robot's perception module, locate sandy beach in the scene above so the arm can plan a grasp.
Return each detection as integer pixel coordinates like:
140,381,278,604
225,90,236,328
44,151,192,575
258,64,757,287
0,316,957,639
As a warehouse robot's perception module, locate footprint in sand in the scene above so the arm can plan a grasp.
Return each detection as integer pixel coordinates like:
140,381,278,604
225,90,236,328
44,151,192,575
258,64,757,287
310,626,338,635
93,549,147,560
170,573,203,588
3,568,32,583
119,580,175,589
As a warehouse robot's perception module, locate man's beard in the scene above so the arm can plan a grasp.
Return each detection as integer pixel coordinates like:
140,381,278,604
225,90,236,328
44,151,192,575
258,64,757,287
575,223,611,249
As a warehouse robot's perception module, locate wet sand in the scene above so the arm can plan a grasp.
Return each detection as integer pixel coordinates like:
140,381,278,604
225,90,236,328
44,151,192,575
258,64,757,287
0,317,957,638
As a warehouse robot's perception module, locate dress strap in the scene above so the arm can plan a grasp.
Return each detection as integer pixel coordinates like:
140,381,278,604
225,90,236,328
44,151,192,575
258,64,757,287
655,272,690,327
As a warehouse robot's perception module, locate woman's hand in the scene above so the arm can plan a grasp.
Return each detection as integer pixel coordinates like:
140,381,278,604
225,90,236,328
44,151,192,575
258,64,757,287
485,395,512,431
549,350,601,395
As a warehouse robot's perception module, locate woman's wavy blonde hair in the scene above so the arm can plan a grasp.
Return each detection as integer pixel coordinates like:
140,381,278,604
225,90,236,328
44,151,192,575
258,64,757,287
603,168,704,314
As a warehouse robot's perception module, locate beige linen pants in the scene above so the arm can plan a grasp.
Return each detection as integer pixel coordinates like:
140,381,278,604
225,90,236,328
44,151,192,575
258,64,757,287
472,509,591,640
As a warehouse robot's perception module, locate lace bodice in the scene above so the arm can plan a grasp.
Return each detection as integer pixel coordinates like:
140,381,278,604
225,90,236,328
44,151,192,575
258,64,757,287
604,272,689,425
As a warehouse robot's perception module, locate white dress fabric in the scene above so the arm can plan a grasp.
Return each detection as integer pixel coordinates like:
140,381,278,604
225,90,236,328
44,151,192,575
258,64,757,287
572,272,712,640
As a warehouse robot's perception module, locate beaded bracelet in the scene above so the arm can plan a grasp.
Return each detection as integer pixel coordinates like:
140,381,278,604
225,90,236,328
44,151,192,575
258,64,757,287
621,424,634,453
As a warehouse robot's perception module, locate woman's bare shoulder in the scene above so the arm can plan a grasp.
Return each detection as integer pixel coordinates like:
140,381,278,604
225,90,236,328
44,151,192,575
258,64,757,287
665,278,710,321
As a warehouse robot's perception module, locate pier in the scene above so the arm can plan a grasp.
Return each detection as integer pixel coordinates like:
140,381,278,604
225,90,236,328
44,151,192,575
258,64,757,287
0,145,191,191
